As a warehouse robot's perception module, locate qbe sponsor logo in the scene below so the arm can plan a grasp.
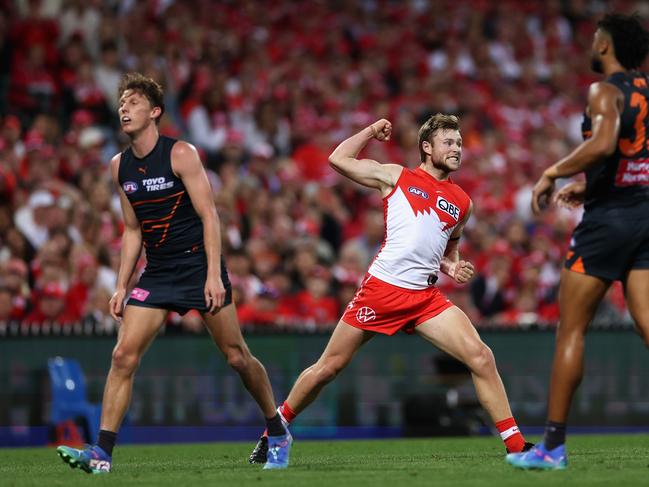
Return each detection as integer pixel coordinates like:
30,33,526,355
436,196,460,221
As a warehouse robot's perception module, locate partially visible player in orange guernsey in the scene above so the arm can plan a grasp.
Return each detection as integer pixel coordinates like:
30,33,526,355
248,114,532,467
56,73,288,474
508,13,649,471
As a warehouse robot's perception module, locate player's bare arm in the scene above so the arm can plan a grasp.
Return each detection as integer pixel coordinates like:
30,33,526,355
440,201,474,284
109,153,143,321
171,141,225,313
531,82,622,214
328,119,404,197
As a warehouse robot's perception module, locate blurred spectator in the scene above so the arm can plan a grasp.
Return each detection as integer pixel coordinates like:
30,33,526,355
0,205,12,242
332,241,369,285
470,253,513,320
0,11,11,115
67,59,112,126
334,276,359,316
185,85,230,164
0,285,14,321
24,281,74,325
13,189,57,249
1,115,24,174
10,0,60,72
242,99,291,157
94,40,122,112
1,225,35,264
66,253,98,321
291,129,333,183
168,309,204,334
227,248,263,303
346,208,385,267
58,0,101,58
0,166,17,206
293,265,338,329
210,129,247,172
81,285,116,332
0,258,30,320
31,238,69,287
9,42,59,118
495,288,540,327
236,285,295,327
59,34,89,114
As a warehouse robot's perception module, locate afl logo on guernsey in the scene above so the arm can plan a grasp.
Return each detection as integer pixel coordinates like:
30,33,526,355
122,181,138,194
408,186,429,199
436,196,460,221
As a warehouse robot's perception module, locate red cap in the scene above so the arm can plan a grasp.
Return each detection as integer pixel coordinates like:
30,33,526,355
41,282,66,299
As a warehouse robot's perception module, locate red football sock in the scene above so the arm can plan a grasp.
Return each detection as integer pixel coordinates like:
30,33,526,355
278,401,296,423
496,417,525,453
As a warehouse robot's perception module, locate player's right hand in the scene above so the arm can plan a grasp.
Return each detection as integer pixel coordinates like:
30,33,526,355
530,173,556,215
109,288,127,321
450,260,475,284
553,180,586,209
204,274,226,315
369,119,392,141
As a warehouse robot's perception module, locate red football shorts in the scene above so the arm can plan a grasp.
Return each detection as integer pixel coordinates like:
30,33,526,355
341,274,454,336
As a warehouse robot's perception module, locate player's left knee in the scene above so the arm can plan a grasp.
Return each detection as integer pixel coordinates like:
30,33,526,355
465,343,496,374
225,346,251,372
314,361,341,385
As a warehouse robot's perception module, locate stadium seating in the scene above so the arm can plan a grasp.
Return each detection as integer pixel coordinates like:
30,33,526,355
47,356,101,444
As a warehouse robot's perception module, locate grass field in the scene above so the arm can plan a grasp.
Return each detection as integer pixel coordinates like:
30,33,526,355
1,435,648,487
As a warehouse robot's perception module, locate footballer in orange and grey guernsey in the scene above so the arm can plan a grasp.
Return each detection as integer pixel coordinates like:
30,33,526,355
56,72,288,474
508,13,649,471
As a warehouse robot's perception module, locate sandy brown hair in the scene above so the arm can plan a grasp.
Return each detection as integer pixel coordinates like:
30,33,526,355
118,72,165,124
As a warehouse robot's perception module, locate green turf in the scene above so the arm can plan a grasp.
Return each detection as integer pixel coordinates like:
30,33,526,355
1,435,648,486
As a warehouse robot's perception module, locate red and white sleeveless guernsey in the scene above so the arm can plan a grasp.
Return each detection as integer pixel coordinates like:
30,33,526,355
342,166,472,335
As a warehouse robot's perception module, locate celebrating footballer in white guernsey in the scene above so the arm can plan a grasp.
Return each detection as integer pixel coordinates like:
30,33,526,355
248,114,532,467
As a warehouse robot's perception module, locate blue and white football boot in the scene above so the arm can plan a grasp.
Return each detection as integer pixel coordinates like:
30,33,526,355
263,430,293,470
506,442,567,470
57,444,112,474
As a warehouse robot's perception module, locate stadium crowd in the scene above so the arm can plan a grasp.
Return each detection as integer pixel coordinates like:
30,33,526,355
0,0,643,332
